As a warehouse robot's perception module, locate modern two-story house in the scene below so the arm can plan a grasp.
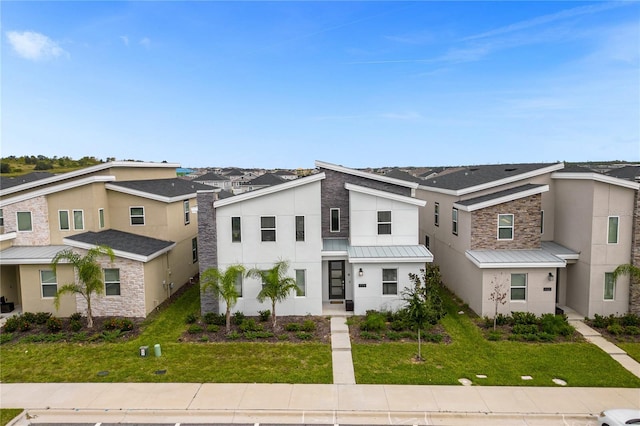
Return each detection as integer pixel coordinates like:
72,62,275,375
197,160,433,316
0,162,210,318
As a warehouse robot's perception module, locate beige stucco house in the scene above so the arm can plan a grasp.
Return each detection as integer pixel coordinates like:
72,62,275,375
0,162,210,318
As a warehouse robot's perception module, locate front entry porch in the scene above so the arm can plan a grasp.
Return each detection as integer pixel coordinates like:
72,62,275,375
322,301,354,316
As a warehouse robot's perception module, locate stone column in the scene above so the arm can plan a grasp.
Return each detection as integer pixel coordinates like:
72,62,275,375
630,189,640,315
197,190,219,315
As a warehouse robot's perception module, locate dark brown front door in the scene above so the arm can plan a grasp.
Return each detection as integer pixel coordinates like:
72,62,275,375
329,260,345,299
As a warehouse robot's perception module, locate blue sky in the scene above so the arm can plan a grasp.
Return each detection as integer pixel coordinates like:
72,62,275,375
2,1,639,169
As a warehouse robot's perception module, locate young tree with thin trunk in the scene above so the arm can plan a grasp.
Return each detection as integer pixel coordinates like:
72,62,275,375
51,245,115,328
247,260,297,329
489,272,509,331
200,264,246,332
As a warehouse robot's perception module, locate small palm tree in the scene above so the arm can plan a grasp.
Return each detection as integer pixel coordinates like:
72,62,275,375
200,264,246,332
247,260,298,329
51,245,115,328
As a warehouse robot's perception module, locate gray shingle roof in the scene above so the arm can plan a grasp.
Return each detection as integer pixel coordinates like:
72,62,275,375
245,173,285,186
384,169,423,183
193,172,229,182
606,165,640,182
0,172,56,190
66,230,174,258
421,163,560,190
108,178,211,197
456,184,546,206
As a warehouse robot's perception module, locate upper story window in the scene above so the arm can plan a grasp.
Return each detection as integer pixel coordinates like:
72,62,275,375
295,269,306,297
295,216,305,242
192,237,198,263
104,268,121,296
59,210,70,231
382,268,398,295
261,216,276,242
231,217,241,242
99,209,105,229
330,208,340,232
540,211,544,234
40,270,57,298
498,214,514,240
607,216,619,244
130,207,145,226
434,203,439,226
452,208,458,235
184,200,190,225
377,211,391,235
235,274,243,297
0,208,4,227
425,235,430,250
510,273,527,301
17,211,32,232
73,210,84,230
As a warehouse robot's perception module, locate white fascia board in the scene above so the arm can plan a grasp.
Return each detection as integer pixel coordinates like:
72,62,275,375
214,172,325,208
105,184,195,203
465,252,566,269
419,163,565,196
344,183,426,207
454,185,549,212
0,161,180,197
0,176,116,208
63,238,176,263
0,232,17,242
1,257,60,265
349,256,433,264
552,172,640,190
321,250,349,257
315,160,419,189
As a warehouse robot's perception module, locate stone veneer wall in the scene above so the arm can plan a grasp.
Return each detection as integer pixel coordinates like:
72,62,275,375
470,194,542,250
319,168,412,239
3,196,51,246
630,189,640,315
196,191,219,315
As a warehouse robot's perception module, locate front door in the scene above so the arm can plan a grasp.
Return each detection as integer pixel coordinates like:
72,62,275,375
329,260,345,299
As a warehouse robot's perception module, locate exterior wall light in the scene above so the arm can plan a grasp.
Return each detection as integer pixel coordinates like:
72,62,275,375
548,272,554,281
358,268,364,277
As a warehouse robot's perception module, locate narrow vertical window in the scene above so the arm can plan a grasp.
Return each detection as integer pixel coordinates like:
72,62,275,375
184,200,190,225
0,208,4,227
17,211,32,231
40,270,57,298
104,268,121,296
498,214,514,240
261,216,276,242
231,217,241,242
382,269,398,295
510,273,527,301
604,272,615,300
59,210,70,231
73,210,84,230
130,207,144,226
295,269,306,296
330,208,340,232
377,211,391,235
452,208,458,235
425,235,430,250
434,202,439,226
235,274,243,297
192,237,198,263
295,216,305,242
99,208,105,229
607,216,619,244
540,210,544,234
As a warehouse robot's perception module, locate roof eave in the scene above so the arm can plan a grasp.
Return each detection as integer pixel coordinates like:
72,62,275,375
315,160,419,189
62,238,176,263
455,185,549,212
345,183,426,206
552,171,640,190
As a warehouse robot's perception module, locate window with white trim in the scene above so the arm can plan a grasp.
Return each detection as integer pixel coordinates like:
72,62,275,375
231,217,241,242
607,216,619,244
604,272,615,300
330,208,340,232
73,210,84,230
510,273,527,301
104,268,121,296
498,214,514,240
59,210,70,231
261,216,276,242
434,202,439,226
377,211,391,235
382,269,397,295
17,211,32,231
99,208,105,229
296,216,305,242
130,207,145,226
40,270,57,298
452,208,458,235
184,200,190,225
295,269,306,296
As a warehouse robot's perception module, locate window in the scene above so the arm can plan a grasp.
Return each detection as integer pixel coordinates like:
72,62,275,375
235,274,243,297
295,216,305,242
377,211,391,235
425,235,430,250
498,214,514,240
59,210,70,231
608,216,619,244
261,216,276,242
73,210,84,230
99,208,105,229
452,208,458,235
540,211,544,234
330,208,340,232
104,269,121,296
604,273,615,300
0,208,4,227
231,217,241,242
434,203,439,226
295,269,306,296
17,211,32,231
510,273,527,301
130,207,144,226
382,269,397,295
40,270,57,298
184,200,190,225
192,237,198,263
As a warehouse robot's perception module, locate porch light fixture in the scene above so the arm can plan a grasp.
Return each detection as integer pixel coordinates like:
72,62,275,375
548,272,554,281
358,268,363,277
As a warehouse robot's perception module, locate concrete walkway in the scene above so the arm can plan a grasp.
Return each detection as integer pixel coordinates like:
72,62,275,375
330,315,356,384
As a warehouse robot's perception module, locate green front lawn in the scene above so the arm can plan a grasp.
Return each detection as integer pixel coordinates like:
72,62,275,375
0,409,23,426
619,342,640,363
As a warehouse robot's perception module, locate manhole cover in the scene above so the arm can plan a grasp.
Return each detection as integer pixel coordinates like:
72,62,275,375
97,371,109,377
155,369,167,375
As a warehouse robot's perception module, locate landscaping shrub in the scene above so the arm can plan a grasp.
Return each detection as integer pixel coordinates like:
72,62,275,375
226,331,241,340
185,312,199,324
46,316,63,333
69,312,83,322
295,331,313,340
232,311,245,325
70,331,89,342
625,325,640,335
70,320,83,332
103,318,134,332
2,316,21,333
540,313,572,336
258,310,271,322
277,334,289,341
360,331,382,340
537,332,556,342
203,312,225,325
206,324,220,333
301,319,316,332
239,318,263,332
0,333,13,344
512,311,538,325
512,324,539,335
423,333,443,343
199,335,209,342
34,312,52,325
621,313,640,327
360,311,386,332
285,323,301,332
187,324,203,334
495,313,512,326
98,330,122,342
21,312,37,323
592,313,614,328
607,323,625,336
386,331,402,341
487,330,502,341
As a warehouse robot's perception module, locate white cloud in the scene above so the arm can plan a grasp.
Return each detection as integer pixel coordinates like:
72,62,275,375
6,31,68,61
139,37,151,47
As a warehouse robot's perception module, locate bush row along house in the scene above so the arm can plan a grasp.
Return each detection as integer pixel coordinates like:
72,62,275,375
0,162,211,318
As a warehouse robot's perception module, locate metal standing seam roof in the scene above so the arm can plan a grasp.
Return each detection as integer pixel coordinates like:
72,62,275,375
465,249,566,268
0,245,69,264
541,241,580,260
321,239,433,262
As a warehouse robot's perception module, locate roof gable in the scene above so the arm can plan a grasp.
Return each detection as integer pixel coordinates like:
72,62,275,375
64,229,175,262
106,178,211,202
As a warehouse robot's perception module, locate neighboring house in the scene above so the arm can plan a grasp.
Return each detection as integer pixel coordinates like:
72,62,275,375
192,172,233,191
408,162,639,318
236,173,286,194
0,162,210,318
198,160,433,316
274,170,298,181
